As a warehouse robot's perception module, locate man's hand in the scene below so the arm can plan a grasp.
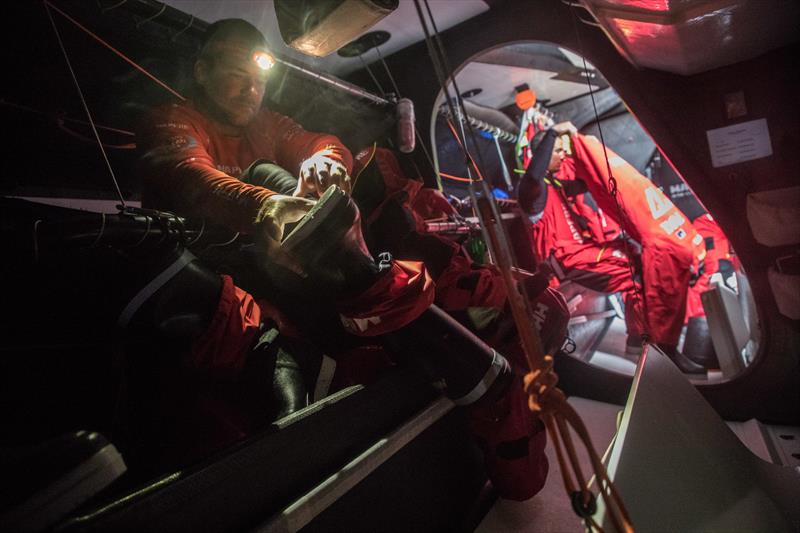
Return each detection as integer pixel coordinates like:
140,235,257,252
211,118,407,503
254,194,316,275
296,148,352,197
553,121,578,137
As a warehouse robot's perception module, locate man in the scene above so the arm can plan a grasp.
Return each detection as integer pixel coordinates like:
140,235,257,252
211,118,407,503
517,126,648,362
137,18,354,262
133,21,555,501
520,124,707,372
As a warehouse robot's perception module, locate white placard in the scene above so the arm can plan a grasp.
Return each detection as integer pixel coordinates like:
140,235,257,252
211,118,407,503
706,118,773,168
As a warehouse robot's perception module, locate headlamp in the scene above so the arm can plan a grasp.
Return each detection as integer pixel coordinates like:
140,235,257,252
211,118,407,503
252,50,275,71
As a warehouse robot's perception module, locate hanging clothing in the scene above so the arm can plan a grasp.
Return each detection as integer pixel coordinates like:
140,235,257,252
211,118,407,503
558,156,622,243
570,134,705,345
685,213,735,320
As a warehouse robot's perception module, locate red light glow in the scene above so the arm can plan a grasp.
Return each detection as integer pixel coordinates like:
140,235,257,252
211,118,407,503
601,0,671,11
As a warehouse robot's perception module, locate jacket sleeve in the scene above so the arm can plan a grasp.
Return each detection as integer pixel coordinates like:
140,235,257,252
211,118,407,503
266,112,354,176
137,106,276,233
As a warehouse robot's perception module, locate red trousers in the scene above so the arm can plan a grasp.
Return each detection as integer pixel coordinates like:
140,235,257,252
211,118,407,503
548,241,646,339
530,181,645,339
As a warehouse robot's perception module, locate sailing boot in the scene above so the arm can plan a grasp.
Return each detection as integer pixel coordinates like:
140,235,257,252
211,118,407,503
280,185,434,336
625,334,644,362
281,184,387,296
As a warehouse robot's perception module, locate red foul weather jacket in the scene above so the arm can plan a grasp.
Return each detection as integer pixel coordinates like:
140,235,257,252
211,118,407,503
570,134,705,345
137,101,353,233
686,213,734,320
570,134,704,260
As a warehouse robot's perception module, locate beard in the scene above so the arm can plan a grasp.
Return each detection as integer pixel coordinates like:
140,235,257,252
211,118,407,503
195,88,259,129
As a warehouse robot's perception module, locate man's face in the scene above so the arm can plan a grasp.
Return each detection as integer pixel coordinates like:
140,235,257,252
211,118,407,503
548,136,566,172
195,45,269,127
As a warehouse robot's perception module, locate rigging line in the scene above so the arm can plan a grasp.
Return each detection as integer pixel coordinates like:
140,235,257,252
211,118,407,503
374,45,401,97
445,120,482,181
100,0,127,13
57,120,137,149
414,0,505,271
421,0,491,184
413,0,474,182
412,1,456,132
44,1,127,209
417,3,630,531
0,99,135,135
412,0,473,188
414,124,437,183
439,171,473,183
358,55,387,97
44,1,185,101
567,4,650,342
493,132,513,190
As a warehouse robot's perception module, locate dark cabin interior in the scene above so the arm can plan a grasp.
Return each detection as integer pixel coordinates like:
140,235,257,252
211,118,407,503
1,0,798,531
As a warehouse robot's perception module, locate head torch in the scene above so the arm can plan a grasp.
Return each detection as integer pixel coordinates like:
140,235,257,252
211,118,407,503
252,49,275,71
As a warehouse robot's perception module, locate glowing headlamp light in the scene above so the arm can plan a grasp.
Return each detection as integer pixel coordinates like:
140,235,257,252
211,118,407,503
252,50,275,71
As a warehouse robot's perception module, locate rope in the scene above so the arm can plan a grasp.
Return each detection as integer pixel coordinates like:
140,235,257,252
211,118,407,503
375,45,401,97
44,1,127,209
135,1,166,29
44,1,186,101
412,2,635,531
359,55,387,97
444,120,484,182
479,196,634,533
170,14,194,42
56,119,136,149
567,4,650,344
365,45,438,184
418,0,489,181
439,171,473,183
1,99,135,136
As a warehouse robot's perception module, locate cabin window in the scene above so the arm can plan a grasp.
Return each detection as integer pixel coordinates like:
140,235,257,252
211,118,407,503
433,41,760,383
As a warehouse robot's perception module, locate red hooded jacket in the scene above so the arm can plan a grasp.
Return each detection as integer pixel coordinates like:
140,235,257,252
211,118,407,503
137,101,353,232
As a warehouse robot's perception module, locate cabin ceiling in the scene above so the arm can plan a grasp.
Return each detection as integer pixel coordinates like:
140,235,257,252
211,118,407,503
577,0,800,75
454,44,607,110
163,0,489,77
162,0,800,80
161,0,800,114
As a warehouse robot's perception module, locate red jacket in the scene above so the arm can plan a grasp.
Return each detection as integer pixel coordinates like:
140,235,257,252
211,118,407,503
570,134,704,262
137,101,353,232
530,182,591,264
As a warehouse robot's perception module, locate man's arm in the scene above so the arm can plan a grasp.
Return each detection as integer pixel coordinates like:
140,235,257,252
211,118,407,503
137,105,278,233
517,129,557,215
266,112,354,196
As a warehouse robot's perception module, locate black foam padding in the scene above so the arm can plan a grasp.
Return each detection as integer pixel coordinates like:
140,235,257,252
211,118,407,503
302,409,487,533
60,368,438,533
